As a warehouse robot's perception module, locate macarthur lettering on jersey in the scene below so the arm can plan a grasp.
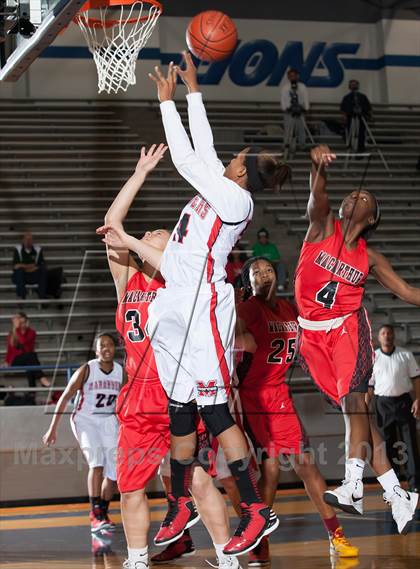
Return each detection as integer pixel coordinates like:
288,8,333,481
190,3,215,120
121,290,157,304
268,321,299,333
314,251,365,285
88,380,121,392
190,196,211,220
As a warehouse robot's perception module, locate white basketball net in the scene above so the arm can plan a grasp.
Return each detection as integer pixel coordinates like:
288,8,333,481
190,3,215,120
75,1,161,94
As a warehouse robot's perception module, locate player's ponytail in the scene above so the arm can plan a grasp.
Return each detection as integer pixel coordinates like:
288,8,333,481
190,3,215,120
245,147,291,193
257,151,291,192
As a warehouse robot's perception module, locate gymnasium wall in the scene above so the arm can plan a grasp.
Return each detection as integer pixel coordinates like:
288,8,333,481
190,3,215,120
0,393,373,502
1,17,419,104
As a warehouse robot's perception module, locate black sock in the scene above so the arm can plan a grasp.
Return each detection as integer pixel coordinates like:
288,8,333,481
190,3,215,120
228,458,262,505
170,458,194,498
90,496,103,519
100,499,110,516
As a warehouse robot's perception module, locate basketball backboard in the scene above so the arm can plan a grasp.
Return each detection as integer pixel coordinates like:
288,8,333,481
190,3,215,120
0,0,85,81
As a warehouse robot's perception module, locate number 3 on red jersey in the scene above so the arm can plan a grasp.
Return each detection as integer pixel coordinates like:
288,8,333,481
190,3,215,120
125,309,147,343
315,281,339,310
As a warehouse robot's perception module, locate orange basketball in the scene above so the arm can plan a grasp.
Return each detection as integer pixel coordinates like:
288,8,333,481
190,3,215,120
186,11,238,62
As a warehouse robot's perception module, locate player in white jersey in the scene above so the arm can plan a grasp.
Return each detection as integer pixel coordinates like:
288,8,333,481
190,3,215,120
43,333,123,533
97,52,290,557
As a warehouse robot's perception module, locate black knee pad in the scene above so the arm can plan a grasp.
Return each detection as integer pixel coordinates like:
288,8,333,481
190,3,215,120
198,403,235,437
169,399,198,437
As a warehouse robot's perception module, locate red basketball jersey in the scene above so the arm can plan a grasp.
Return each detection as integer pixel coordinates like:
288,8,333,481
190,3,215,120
295,219,369,320
237,296,298,388
115,271,164,380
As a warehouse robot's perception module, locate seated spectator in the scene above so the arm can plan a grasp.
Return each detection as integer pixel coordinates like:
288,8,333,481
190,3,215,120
226,244,248,287
251,228,287,290
12,232,63,300
3,312,50,390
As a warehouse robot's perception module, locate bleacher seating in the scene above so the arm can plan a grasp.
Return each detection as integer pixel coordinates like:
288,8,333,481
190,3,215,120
1,100,419,389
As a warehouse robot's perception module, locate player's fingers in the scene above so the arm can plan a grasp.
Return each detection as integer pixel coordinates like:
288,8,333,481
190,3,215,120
147,143,157,156
154,66,165,81
185,51,194,67
148,72,159,84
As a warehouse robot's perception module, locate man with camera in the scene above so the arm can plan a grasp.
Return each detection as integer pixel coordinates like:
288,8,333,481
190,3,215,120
340,79,372,153
280,68,310,152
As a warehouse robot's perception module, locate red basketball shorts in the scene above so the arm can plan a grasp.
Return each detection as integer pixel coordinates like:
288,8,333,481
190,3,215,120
240,383,310,458
297,308,374,406
116,377,170,493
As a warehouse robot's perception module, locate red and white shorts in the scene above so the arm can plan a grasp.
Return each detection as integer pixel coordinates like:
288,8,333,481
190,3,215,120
240,383,310,459
148,283,235,406
297,308,374,406
116,377,170,494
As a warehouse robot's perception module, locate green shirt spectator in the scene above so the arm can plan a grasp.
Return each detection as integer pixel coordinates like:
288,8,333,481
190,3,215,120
252,228,281,262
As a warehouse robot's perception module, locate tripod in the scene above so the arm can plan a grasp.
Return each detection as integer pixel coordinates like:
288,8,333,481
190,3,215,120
345,114,390,173
283,112,314,159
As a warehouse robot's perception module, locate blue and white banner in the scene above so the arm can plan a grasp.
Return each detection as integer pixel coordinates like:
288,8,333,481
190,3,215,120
2,16,420,103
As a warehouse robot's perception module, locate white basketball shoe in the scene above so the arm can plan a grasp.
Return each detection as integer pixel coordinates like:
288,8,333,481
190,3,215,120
384,486,419,534
324,479,364,515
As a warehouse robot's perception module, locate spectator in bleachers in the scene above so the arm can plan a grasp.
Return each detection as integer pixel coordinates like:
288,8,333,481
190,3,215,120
340,79,372,153
252,228,286,290
280,68,310,149
2,312,50,390
369,324,420,492
12,232,63,300
226,243,248,287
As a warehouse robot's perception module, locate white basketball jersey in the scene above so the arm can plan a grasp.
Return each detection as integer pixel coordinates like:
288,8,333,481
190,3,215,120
161,194,252,288
73,359,123,417
159,93,254,289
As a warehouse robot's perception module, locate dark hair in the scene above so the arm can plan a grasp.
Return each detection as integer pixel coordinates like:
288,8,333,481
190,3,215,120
288,68,298,75
241,256,278,300
95,332,117,347
257,151,291,192
16,311,28,320
257,228,269,238
378,324,394,333
227,243,248,264
360,193,381,240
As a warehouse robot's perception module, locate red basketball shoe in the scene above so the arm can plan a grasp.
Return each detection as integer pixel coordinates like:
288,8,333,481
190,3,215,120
154,494,200,547
248,536,270,566
151,531,196,563
223,503,279,557
89,511,109,534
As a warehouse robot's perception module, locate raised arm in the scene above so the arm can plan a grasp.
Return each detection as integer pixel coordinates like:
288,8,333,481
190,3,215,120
148,63,251,223
176,51,224,173
96,223,164,271
42,364,88,446
103,144,167,300
305,145,336,242
368,248,420,306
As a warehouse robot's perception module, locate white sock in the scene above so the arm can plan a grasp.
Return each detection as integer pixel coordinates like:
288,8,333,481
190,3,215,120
345,458,365,481
214,543,237,565
377,468,400,495
128,546,148,563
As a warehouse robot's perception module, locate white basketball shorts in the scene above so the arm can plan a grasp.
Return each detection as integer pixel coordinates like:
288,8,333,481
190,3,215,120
148,283,236,406
71,413,118,481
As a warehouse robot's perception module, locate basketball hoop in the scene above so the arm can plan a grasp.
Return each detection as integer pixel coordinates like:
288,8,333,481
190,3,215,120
74,0,162,94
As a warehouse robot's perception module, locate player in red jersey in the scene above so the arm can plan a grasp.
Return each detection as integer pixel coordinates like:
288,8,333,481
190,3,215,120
236,257,359,565
294,145,419,534
103,144,243,569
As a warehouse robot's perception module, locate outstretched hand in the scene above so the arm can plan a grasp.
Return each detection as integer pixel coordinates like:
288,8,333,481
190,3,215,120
310,145,336,167
135,143,168,175
148,62,177,102
175,50,199,93
96,223,131,250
